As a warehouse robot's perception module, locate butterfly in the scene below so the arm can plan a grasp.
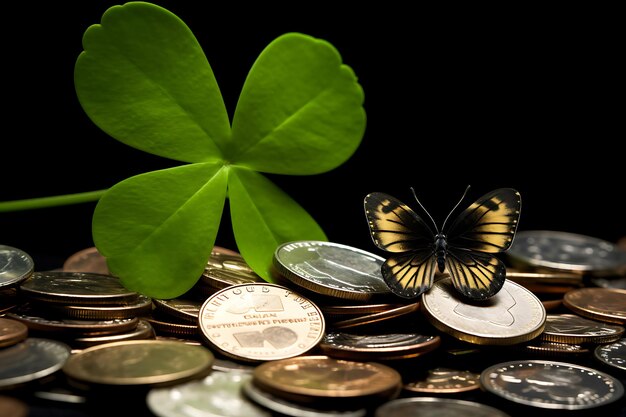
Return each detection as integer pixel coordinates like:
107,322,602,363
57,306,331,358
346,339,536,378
364,186,521,300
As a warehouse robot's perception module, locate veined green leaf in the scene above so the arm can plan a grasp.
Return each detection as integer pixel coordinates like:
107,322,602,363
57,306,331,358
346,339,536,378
75,2,230,163
93,162,228,298
228,167,327,280
230,33,365,175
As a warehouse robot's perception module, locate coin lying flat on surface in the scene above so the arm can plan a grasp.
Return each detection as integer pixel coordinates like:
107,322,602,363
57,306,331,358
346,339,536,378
480,360,624,410
273,241,390,300
19,271,138,305
71,319,156,349
594,338,626,371
147,371,271,417
198,283,325,362
517,340,590,357
403,368,480,394
563,287,626,324
421,278,546,345
0,245,34,288
63,340,214,387
374,397,510,417
0,318,28,348
0,338,71,389
541,314,624,344
43,294,153,320
63,246,110,275
507,230,626,274
253,356,401,402
331,303,420,329
152,298,203,324
320,332,439,360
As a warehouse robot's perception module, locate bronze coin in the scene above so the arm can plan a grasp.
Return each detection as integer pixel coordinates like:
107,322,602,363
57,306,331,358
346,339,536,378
320,332,440,360
63,246,110,275
0,318,28,348
563,288,626,324
0,395,28,417
253,355,401,401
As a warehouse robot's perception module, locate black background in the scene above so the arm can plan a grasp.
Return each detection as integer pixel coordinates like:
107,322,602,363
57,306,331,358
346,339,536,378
1,2,624,270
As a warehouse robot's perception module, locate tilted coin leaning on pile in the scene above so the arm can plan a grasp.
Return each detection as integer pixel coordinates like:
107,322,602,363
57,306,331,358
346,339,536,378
0,234,625,416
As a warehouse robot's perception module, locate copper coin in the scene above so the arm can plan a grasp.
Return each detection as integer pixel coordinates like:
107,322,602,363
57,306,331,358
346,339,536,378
19,271,138,305
331,303,420,329
7,305,139,336
541,299,562,312
63,246,110,275
404,368,480,394
320,332,439,360
541,314,624,344
253,355,401,400
198,283,325,362
0,245,34,288
563,288,626,324
0,396,28,417
0,318,28,348
62,340,214,387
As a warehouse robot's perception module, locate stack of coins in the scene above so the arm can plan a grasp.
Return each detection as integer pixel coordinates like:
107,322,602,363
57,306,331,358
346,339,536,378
2,236,626,416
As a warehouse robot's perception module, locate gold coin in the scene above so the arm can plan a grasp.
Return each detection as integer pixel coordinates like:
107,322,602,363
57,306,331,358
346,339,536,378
421,278,546,345
517,340,590,357
541,314,624,344
563,288,626,324
0,318,28,348
253,355,401,401
198,283,325,362
62,340,214,387
403,367,480,394
200,268,264,290
331,303,419,329
320,303,404,317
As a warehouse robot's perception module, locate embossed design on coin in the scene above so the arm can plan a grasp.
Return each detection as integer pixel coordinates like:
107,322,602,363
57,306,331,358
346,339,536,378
404,368,480,393
594,338,626,371
0,338,71,389
375,397,510,417
421,278,546,345
480,360,624,410
199,283,325,361
273,241,390,300
563,288,626,324
508,230,626,273
542,314,624,344
0,245,34,288
147,372,271,417
62,340,214,386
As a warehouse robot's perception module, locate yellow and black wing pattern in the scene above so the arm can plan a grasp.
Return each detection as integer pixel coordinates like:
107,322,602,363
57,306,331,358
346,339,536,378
364,192,436,298
444,188,521,299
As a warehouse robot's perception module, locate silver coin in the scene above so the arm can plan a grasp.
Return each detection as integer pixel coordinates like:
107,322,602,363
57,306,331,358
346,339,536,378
273,241,390,300
480,360,624,410
0,338,71,388
211,358,255,374
594,338,626,371
542,314,624,344
242,379,367,417
19,271,137,304
320,332,439,359
374,397,510,417
591,276,626,290
0,245,34,288
508,230,626,273
147,372,271,417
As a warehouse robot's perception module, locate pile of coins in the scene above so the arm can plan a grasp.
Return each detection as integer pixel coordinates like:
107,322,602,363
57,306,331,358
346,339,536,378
1,231,625,416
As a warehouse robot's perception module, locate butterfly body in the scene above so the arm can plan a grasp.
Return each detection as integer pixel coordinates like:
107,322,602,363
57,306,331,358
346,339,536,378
364,188,521,300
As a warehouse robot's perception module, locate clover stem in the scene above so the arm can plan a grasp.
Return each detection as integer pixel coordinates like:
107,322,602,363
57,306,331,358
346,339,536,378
0,189,107,212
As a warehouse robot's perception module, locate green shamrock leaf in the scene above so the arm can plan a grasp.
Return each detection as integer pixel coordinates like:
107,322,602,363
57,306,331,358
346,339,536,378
73,2,365,298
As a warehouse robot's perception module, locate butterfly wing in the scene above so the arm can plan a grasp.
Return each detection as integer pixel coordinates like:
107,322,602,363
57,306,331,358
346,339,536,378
445,188,521,253
445,249,506,299
364,192,436,298
382,250,437,298
443,188,521,299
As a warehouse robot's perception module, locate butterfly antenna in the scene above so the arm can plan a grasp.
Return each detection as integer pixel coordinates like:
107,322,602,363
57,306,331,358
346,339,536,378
441,185,471,232
410,187,439,234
